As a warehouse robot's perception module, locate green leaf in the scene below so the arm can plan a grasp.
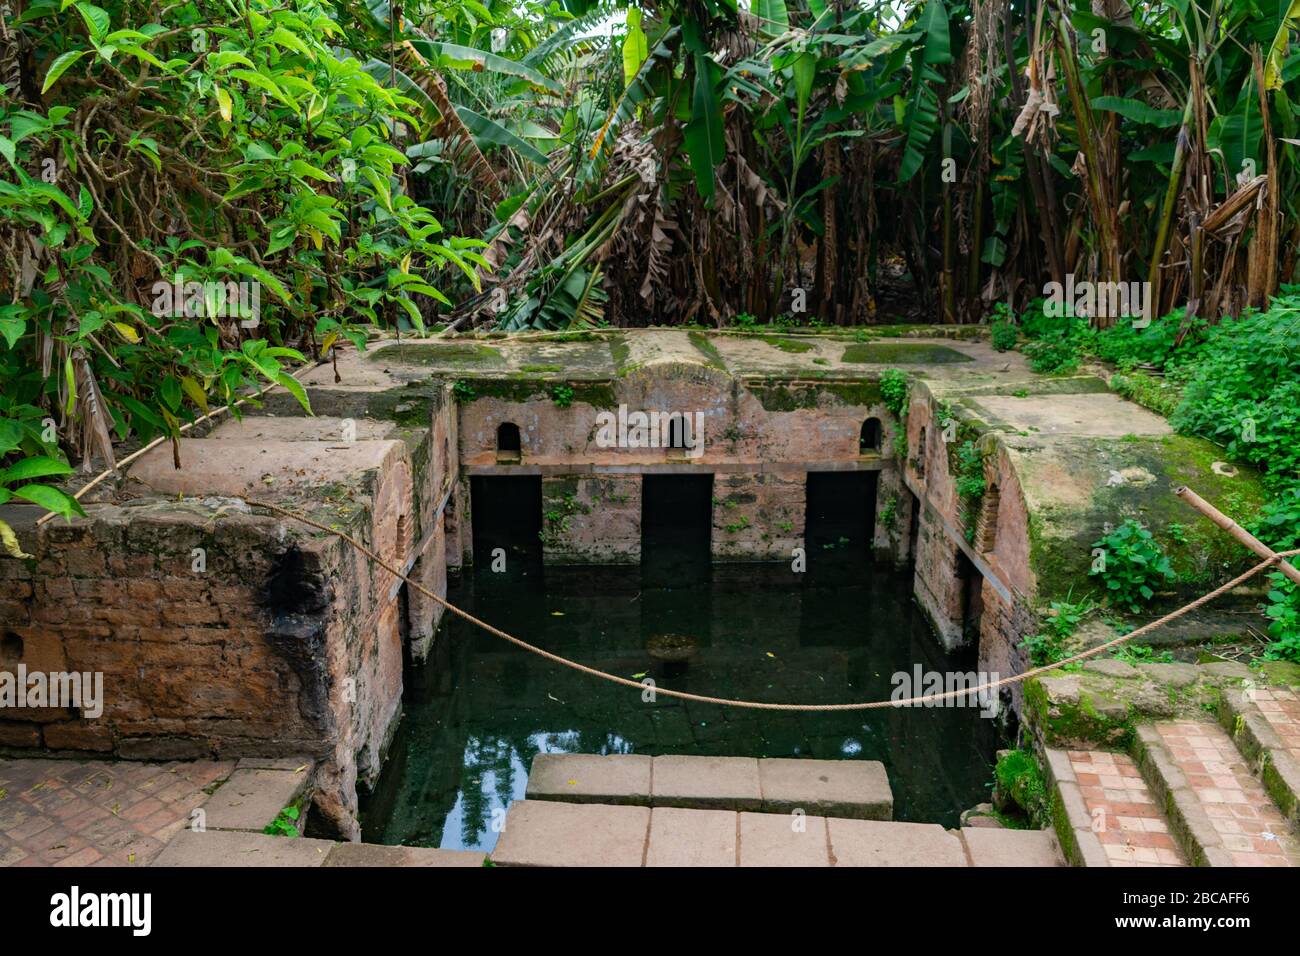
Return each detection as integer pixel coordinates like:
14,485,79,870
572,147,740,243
754,0,789,36
622,8,648,89
11,483,86,520
454,106,549,165
75,3,111,44
273,370,312,414
684,53,724,202
0,518,32,558
42,50,89,93
1090,96,1182,128
0,456,74,484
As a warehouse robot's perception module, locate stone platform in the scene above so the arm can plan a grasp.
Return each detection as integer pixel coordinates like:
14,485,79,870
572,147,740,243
489,800,1063,867
525,753,893,820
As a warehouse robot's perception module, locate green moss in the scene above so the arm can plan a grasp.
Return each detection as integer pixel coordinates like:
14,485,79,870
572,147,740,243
463,379,548,403
1023,673,1135,748
368,343,505,366
688,331,727,370
761,335,815,354
749,382,820,411
842,343,975,364
568,381,618,410
519,364,563,373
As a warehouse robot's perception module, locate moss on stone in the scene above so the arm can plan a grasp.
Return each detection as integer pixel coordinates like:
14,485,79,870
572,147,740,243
368,343,505,366
688,331,727,370
842,342,975,364
761,335,815,354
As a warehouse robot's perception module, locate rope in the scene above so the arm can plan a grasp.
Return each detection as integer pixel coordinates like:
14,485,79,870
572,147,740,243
247,498,1299,712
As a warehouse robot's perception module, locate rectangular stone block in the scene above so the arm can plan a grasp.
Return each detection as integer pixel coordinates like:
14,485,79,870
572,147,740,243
526,753,652,805
153,829,334,867
758,757,892,820
646,807,737,867
490,800,650,867
738,811,829,867
960,827,1063,867
828,819,967,867
651,755,762,811
200,767,311,832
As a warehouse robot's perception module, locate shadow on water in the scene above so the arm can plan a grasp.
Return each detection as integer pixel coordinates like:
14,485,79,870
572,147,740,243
360,545,1002,851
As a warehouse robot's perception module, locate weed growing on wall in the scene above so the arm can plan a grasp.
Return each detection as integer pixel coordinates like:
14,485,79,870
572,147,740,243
1090,520,1176,613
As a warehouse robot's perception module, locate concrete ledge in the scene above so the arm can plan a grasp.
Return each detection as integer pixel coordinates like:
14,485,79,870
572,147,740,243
526,753,652,805
758,757,892,820
153,829,335,867
828,818,967,867
490,800,650,867
651,755,762,811
960,827,1064,867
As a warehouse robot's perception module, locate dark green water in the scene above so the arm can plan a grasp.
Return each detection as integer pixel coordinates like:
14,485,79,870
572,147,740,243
361,559,1000,851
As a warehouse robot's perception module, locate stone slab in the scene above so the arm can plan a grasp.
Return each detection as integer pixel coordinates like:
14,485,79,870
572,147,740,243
526,753,652,805
490,800,650,867
323,843,485,867
645,807,737,867
200,768,311,832
758,757,892,820
737,811,829,867
828,819,967,867
960,827,1064,867
651,755,762,811
130,437,406,497
207,416,396,443
152,829,334,867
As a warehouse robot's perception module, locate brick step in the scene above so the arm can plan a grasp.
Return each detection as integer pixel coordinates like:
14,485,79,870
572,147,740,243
525,753,893,819
1217,685,1300,831
1044,747,1185,866
1133,720,1300,867
489,799,1062,867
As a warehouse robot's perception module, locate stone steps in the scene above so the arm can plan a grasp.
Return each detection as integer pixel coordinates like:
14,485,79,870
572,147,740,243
525,753,893,819
1133,720,1300,867
1217,684,1300,830
1045,747,1184,867
488,799,1063,867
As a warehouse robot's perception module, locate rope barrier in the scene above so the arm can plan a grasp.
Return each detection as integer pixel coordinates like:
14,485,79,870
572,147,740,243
247,498,1298,712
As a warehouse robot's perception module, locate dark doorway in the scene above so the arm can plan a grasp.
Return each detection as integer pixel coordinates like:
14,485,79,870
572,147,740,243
804,471,877,576
955,548,985,645
641,474,712,584
470,475,542,572
860,417,882,453
496,422,521,462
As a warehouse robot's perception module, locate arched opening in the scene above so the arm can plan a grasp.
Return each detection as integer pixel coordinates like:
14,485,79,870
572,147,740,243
496,422,521,463
859,417,882,454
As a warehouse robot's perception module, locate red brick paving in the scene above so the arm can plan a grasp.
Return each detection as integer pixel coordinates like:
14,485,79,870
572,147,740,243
1068,749,1185,866
0,758,233,867
1250,686,1300,763
1155,719,1300,868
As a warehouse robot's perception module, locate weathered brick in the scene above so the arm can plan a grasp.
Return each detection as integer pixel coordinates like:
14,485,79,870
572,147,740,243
0,720,42,747
42,720,115,752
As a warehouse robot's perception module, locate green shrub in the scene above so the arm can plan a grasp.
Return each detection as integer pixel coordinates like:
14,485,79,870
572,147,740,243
1089,520,1176,612
1020,594,1094,666
1023,337,1082,374
880,368,909,419
1263,573,1300,663
990,320,1018,352
1170,302,1300,486
953,440,986,500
